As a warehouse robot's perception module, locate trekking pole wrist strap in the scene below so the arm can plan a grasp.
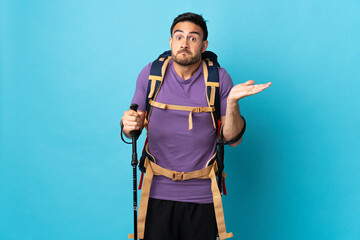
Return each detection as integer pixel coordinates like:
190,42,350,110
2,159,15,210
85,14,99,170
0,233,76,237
120,122,134,144
219,116,246,145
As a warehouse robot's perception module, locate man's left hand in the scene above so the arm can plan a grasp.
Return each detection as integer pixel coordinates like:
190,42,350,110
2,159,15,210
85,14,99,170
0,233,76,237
227,80,272,103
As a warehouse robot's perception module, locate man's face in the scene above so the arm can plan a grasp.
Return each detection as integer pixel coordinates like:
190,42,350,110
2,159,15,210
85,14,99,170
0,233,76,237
170,21,208,66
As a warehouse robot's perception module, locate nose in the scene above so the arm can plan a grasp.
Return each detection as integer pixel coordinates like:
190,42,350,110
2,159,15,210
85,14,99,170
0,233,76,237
180,38,189,49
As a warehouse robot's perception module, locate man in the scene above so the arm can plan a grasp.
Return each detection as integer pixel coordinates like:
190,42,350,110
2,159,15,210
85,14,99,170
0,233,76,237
121,12,271,240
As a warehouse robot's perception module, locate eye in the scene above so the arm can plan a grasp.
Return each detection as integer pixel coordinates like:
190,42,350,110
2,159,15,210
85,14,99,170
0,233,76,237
190,37,197,42
176,36,182,40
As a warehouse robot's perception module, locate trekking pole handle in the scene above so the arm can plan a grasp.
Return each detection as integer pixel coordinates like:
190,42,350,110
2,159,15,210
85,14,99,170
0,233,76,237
130,104,140,139
130,104,139,168
130,103,138,112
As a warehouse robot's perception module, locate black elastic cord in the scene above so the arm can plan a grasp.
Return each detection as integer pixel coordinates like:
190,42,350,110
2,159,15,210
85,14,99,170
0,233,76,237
120,122,133,144
219,116,246,145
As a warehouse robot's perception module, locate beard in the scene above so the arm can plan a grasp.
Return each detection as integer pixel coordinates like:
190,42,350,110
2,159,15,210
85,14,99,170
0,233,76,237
172,49,201,66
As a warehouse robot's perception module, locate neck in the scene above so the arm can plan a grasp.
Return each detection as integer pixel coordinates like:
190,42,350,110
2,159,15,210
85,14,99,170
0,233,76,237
172,60,201,80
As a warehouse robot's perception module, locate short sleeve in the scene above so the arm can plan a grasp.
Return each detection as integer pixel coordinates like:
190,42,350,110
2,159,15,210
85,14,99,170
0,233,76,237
219,68,234,116
131,63,152,112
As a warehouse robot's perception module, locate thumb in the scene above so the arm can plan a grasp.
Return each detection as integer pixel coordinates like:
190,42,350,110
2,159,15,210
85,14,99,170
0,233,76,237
243,80,255,86
138,110,145,117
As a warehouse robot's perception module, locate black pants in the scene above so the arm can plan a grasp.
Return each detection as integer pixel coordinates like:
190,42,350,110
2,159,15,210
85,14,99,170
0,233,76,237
143,198,218,240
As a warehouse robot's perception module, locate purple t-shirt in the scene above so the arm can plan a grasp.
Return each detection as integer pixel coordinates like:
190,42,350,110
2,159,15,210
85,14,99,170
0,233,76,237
131,59,233,203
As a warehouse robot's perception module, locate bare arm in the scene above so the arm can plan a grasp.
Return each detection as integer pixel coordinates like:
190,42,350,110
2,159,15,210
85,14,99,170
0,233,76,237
222,80,272,147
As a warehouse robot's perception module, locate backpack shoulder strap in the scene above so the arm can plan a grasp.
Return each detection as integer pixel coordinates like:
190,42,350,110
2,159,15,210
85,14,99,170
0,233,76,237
202,51,221,133
145,51,172,125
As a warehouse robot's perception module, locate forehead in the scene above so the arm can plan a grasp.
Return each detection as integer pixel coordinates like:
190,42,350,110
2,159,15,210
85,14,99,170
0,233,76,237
172,21,203,37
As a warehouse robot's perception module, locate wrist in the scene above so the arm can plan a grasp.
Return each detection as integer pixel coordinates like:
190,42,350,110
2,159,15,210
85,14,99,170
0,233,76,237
227,98,239,107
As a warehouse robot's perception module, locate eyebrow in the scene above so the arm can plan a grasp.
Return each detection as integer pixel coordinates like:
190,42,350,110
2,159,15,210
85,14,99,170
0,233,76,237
173,30,201,36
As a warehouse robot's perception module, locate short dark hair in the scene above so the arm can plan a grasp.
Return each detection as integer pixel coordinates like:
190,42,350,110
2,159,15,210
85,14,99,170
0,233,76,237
170,12,208,41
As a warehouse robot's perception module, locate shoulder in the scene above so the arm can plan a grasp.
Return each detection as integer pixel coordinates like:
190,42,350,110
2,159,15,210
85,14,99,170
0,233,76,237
136,62,153,86
139,62,153,77
218,67,234,89
132,62,153,111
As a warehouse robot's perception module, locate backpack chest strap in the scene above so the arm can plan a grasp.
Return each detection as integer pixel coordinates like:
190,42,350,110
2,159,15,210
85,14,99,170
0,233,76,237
149,99,215,130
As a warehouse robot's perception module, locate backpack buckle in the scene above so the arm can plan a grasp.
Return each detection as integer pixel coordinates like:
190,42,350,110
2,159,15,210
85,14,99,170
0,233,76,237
172,171,184,181
196,107,206,113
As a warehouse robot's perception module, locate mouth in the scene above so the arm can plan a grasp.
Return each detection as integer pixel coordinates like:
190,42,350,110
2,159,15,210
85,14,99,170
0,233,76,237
178,50,191,55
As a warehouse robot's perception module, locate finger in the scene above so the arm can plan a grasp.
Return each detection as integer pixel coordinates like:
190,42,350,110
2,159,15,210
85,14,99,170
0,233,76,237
259,82,272,88
127,110,139,117
138,110,145,117
249,87,268,95
239,86,267,96
125,121,140,129
123,115,139,122
253,84,270,89
247,82,271,89
252,83,272,90
123,119,139,125
123,121,140,130
124,125,140,131
243,80,255,86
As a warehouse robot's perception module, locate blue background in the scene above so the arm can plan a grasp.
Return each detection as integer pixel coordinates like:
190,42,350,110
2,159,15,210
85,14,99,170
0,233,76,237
1,0,359,239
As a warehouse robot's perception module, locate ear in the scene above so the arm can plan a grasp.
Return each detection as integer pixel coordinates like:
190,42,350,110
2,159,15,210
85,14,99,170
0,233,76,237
169,37,172,49
201,40,208,53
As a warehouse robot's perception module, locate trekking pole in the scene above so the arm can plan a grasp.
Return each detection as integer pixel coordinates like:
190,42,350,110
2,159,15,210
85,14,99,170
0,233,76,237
130,103,140,240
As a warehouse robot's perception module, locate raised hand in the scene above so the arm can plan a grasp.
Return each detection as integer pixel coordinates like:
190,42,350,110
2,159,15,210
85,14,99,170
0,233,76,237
227,80,272,103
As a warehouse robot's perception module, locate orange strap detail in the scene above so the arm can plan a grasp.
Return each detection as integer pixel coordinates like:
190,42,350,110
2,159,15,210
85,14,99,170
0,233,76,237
204,58,214,67
202,61,218,130
147,57,172,99
149,99,214,130
210,86,216,105
136,158,154,239
147,76,158,98
209,164,233,240
148,159,214,180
